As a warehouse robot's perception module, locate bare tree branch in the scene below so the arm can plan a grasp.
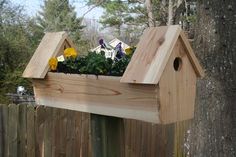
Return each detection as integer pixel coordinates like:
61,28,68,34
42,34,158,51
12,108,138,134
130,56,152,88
82,0,104,18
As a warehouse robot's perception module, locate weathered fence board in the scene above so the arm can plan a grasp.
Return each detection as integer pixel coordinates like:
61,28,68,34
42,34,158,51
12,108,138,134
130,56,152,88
2,105,8,157
35,106,45,157
81,112,91,157
0,105,4,157
65,109,74,157
44,107,52,157
26,105,35,157
18,104,27,157
8,104,19,157
0,104,190,157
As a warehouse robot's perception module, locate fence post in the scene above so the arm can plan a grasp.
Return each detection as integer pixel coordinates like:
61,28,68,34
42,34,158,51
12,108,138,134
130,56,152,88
91,114,124,157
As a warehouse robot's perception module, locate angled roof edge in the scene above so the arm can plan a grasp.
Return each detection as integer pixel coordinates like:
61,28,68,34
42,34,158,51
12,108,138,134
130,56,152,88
179,31,205,78
120,25,204,84
121,25,181,84
22,31,73,79
143,25,181,84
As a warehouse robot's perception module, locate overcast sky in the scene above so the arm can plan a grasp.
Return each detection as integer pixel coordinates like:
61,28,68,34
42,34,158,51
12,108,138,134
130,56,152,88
10,0,103,19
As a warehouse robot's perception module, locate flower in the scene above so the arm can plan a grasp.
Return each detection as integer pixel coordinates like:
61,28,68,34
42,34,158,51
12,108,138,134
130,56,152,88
99,39,106,49
115,42,125,59
48,57,58,71
64,48,78,58
125,47,133,56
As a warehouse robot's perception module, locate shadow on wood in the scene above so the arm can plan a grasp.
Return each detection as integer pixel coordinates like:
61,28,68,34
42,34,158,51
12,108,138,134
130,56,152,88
91,114,124,157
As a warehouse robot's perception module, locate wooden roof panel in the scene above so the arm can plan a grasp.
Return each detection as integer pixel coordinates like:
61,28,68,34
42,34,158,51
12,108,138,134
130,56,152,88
22,32,68,79
121,25,204,84
121,25,182,84
179,31,205,77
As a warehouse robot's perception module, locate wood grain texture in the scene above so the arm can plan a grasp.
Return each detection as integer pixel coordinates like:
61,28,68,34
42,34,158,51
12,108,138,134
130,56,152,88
8,104,19,157
35,106,46,157
179,31,205,77
0,105,4,157
2,105,8,157
121,25,181,84
0,104,191,157
26,105,35,157
91,115,125,157
159,38,196,124
80,112,91,157
43,107,52,157
123,119,191,157
18,104,27,157
33,72,160,123
121,25,204,84
22,32,75,79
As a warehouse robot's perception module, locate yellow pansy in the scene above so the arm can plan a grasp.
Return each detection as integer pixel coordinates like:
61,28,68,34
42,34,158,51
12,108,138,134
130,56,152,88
64,48,78,58
48,57,58,71
125,47,133,55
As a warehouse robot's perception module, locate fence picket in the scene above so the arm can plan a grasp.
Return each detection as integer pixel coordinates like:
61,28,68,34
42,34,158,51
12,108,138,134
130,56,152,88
58,108,67,156
26,105,36,157
81,113,91,157
35,106,46,157
8,104,19,157
65,110,74,157
2,105,8,157
0,105,4,157
44,107,52,157
18,104,27,157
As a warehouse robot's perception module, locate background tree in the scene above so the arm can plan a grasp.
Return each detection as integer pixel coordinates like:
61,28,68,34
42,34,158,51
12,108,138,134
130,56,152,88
99,0,129,37
0,0,44,103
87,0,188,44
190,0,236,156
87,0,151,44
82,18,101,49
38,0,88,52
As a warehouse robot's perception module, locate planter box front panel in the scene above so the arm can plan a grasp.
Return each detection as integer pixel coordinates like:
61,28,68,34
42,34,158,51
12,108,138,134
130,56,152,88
33,72,160,123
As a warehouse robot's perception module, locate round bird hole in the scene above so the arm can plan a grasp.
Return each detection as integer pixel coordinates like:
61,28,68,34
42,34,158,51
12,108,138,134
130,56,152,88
173,57,182,71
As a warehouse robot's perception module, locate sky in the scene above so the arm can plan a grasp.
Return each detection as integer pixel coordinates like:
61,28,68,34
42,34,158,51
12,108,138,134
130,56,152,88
10,0,103,20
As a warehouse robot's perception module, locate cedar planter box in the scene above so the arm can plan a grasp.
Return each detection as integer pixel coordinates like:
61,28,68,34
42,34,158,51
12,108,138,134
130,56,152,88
23,25,204,124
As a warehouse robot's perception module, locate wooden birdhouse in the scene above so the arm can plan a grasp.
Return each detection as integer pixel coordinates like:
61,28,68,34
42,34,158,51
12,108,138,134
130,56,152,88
23,25,204,124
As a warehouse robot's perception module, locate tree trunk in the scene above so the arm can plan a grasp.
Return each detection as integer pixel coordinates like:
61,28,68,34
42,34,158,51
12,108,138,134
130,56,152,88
167,0,173,25
190,0,236,157
146,0,155,27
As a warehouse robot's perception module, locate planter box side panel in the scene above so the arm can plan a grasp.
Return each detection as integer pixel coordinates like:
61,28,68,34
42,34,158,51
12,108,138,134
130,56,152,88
33,73,160,123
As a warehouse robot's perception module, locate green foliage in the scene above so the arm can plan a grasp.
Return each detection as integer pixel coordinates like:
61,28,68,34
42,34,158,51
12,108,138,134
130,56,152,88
0,1,43,103
80,52,111,75
110,55,131,76
88,0,147,37
99,0,129,35
55,48,136,76
38,0,88,53
87,0,164,42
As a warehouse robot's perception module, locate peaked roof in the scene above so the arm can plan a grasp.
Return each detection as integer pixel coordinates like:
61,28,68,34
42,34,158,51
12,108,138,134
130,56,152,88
120,25,204,84
23,31,75,79
91,38,130,52
108,38,130,49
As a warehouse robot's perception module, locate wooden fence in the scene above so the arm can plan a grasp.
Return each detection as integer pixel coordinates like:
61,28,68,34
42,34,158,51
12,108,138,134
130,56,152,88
0,104,91,157
0,104,190,157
